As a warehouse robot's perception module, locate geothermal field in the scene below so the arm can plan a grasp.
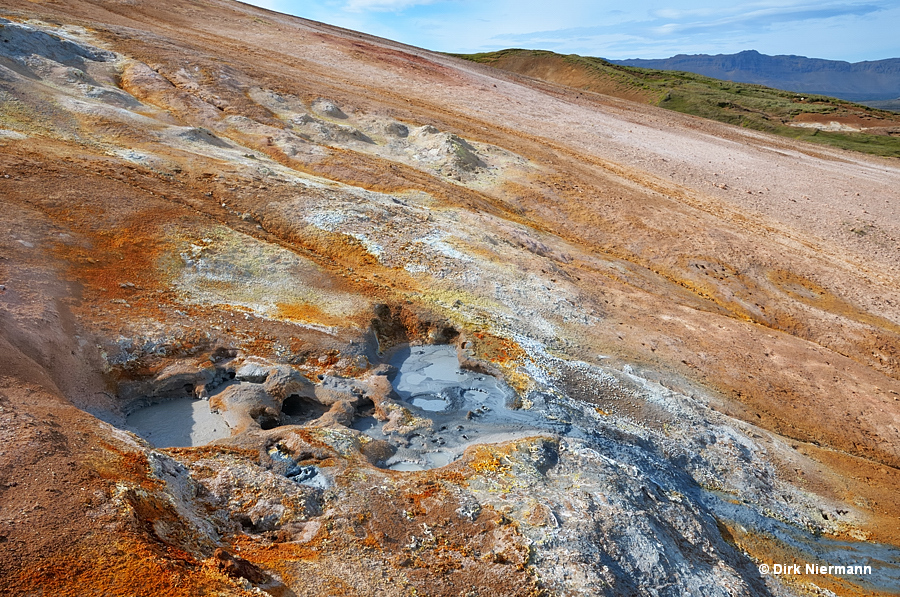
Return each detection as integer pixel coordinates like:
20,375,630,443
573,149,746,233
1,1,900,595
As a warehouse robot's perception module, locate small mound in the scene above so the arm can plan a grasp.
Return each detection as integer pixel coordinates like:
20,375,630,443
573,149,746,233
177,126,232,147
312,98,347,119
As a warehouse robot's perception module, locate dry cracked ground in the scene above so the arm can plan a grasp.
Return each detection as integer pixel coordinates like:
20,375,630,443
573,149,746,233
1,1,900,596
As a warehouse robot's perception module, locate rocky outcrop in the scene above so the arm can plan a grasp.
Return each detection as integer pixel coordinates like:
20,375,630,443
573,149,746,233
118,358,231,413
212,548,268,583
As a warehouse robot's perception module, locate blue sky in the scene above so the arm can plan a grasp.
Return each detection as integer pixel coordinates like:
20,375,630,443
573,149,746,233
243,0,899,62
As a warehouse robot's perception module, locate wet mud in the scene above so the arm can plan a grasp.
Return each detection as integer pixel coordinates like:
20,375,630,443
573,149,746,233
354,344,576,470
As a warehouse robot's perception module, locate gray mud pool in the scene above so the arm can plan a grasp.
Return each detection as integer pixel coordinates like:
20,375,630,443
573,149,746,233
126,398,230,448
353,344,566,471
125,344,567,458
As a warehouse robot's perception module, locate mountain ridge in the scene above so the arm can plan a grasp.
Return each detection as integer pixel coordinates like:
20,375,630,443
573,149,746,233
610,49,900,102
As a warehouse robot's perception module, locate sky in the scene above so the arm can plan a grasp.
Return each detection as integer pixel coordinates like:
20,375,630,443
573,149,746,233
242,0,899,63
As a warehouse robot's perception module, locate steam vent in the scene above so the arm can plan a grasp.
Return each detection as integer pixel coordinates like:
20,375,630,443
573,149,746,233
2,1,900,596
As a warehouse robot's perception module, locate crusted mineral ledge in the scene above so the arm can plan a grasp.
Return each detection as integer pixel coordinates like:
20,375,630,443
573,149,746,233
2,3,900,597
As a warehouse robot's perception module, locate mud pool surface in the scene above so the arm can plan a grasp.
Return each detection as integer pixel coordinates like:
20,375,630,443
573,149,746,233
354,344,574,471
126,398,230,448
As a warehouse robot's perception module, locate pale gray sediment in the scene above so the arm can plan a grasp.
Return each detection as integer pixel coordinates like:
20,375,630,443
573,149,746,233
125,397,231,448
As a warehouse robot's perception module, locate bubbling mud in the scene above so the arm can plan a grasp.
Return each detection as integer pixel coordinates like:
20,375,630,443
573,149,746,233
354,344,573,471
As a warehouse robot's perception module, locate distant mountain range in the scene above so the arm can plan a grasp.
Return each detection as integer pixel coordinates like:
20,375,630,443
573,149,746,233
609,50,900,103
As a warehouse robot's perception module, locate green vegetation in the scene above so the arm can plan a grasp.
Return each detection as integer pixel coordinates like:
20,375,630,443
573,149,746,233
778,128,900,157
452,49,900,159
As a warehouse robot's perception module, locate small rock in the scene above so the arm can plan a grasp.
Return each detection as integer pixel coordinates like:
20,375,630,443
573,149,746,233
235,361,270,383
385,122,409,137
212,548,267,584
313,99,347,119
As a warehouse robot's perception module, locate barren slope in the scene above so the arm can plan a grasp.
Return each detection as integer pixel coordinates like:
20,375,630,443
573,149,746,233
456,49,900,158
1,2,900,596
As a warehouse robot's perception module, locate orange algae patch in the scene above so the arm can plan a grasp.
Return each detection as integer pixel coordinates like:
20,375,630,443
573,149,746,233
403,484,442,516
10,544,244,597
465,331,532,392
89,440,165,490
230,534,324,563
275,301,347,327
467,445,513,476
226,533,324,589
50,198,184,302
